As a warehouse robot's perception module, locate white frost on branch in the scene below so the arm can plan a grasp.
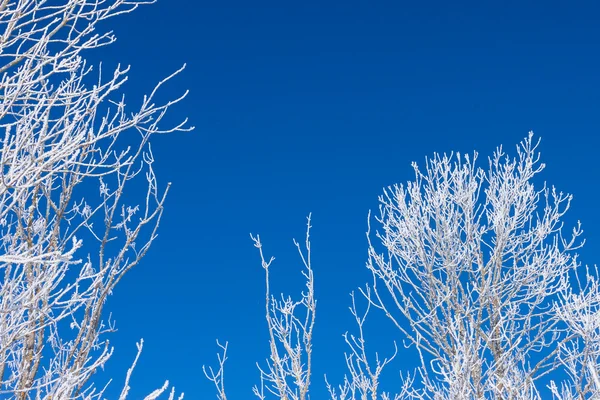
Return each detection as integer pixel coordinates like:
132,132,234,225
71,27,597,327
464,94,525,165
0,0,190,398
206,133,600,400
249,214,316,400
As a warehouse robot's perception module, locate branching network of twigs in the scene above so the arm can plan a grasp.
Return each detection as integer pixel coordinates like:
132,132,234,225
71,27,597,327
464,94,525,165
205,134,600,400
0,0,191,398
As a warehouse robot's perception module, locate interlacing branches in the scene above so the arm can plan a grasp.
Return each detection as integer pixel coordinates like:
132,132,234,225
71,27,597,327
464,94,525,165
205,134,600,399
365,133,593,398
0,0,190,398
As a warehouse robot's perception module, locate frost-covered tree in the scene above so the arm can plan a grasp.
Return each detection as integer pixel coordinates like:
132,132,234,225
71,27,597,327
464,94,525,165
0,0,190,398
206,133,600,399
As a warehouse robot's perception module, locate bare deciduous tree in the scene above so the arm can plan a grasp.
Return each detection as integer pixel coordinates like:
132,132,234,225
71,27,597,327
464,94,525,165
0,0,190,398
206,133,600,399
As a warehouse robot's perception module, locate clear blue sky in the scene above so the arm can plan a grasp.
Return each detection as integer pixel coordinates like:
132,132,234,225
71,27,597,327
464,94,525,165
90,1,600,398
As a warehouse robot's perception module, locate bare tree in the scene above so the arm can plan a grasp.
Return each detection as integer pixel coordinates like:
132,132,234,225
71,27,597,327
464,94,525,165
206,133,600,399
0,0,190,398
364,133,595,399
249,216,316,400
204,216,316,400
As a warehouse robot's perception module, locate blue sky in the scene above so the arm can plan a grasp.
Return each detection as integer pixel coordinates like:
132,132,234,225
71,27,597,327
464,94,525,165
90,1,600,398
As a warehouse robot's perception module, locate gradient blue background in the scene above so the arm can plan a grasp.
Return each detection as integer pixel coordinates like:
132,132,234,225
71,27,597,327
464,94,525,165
89,1,600,398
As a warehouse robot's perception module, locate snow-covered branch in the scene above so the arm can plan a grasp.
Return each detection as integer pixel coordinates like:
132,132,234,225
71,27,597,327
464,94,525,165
0,0,190,398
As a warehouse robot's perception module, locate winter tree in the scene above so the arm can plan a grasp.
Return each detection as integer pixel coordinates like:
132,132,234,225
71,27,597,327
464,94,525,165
206,133,600,399
0,0,190,398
